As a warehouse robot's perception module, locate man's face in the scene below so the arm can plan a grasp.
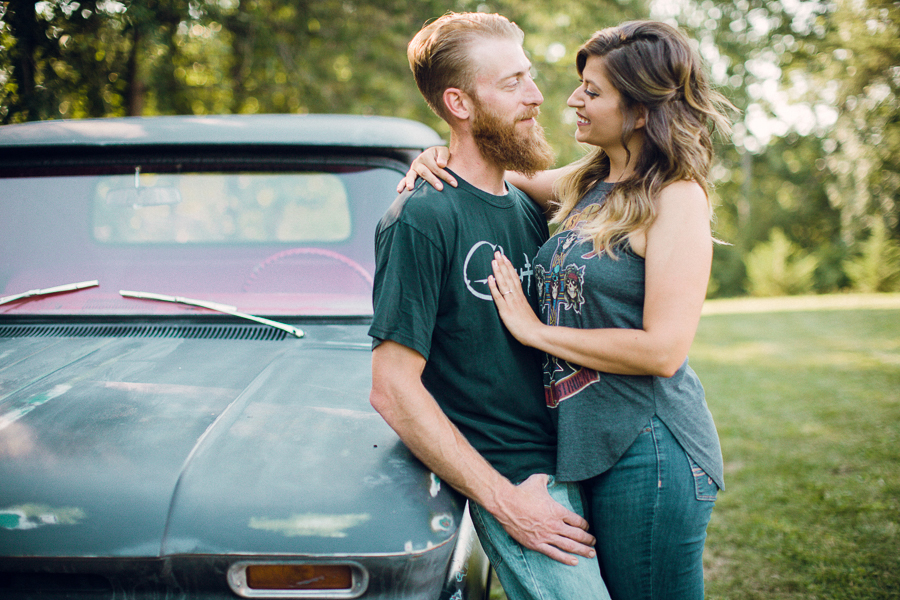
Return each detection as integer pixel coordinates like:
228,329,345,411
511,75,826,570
467,39,555,176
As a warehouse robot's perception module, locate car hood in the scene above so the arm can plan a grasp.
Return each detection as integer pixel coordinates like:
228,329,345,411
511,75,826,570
0,323,463,559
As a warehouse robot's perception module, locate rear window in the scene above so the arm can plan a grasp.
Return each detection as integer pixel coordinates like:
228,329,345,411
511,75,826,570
0,161,401,317
94,172,351,244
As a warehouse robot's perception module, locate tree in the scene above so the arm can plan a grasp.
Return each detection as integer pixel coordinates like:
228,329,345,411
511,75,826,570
652,0,898,295
814,0,900,247
4,0,895,298
0,0,648,151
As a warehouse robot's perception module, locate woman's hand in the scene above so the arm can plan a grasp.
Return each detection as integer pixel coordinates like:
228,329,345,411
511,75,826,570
488,251,544,347
396,146,456,193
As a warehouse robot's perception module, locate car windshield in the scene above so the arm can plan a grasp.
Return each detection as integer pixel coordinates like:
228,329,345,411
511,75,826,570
0,165,399,317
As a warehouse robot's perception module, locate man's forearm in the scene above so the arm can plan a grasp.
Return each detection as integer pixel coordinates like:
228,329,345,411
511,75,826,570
369,343,514,510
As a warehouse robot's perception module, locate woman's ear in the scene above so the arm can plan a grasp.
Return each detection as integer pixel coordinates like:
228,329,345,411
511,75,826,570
634,105,647,130
443,88,473,121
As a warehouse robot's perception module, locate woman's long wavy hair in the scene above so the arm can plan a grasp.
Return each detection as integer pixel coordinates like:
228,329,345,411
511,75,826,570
552,21,734,256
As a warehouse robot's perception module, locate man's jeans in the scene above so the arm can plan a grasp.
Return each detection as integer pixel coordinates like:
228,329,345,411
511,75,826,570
469,476,611,600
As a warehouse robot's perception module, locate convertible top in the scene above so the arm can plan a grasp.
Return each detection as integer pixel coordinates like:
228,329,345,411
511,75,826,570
0,113,444,150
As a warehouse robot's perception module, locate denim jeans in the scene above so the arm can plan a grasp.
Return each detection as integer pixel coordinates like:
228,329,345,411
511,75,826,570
584,416,718,600
469,476,611,600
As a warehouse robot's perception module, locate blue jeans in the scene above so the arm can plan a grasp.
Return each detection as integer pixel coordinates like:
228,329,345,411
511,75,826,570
584,416,718,600
469,476,611,600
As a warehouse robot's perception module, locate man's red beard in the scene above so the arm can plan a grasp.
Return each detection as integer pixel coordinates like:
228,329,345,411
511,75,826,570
471,98,555,178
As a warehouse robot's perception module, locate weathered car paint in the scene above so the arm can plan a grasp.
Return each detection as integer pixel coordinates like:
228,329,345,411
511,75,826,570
0,324,463,557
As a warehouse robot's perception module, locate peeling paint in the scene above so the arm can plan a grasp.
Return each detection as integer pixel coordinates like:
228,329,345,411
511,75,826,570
249,513,370,538
403,538,441,553
0,504,85,530
429,473,441,497
0,384,71,432
363,473,392,487
102,381,235,397
431,513,454,532
310,406,381,419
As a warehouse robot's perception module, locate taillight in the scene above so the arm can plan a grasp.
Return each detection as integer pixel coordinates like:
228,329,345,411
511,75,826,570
227,562,367,598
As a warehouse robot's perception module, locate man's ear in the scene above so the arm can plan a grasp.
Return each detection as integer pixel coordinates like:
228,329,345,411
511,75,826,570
443,88,473,120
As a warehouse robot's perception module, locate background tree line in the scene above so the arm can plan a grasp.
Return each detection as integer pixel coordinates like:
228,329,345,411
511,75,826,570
1,0,898,298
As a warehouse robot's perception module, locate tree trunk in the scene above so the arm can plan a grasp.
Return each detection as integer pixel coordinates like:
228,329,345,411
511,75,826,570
125,26,145,116
6,1,40,121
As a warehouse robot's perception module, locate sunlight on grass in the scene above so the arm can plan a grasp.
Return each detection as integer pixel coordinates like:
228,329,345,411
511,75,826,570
696,294,899,600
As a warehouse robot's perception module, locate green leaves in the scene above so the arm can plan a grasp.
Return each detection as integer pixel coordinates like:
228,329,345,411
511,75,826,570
2,0,897,300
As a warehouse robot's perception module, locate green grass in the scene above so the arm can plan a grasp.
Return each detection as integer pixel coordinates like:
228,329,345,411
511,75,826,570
490,294,900,600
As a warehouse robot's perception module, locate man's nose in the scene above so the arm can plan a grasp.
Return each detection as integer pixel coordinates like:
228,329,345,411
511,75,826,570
524,78,544,106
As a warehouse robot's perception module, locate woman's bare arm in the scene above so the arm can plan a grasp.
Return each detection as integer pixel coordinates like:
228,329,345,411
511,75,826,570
488,180,712,377
397,147,575,216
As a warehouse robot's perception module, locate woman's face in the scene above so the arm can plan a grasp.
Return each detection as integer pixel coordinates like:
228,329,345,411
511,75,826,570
567,56,628,150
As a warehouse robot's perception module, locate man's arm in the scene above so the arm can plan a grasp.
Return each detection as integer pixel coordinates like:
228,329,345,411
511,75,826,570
369,339,596,565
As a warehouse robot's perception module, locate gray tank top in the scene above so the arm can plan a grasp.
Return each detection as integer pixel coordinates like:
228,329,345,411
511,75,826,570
535,182,724,488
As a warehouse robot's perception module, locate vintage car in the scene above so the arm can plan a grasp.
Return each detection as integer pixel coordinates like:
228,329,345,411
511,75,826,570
0,115,491,599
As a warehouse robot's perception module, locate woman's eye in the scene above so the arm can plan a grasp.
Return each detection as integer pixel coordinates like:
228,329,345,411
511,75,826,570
585,88,599,98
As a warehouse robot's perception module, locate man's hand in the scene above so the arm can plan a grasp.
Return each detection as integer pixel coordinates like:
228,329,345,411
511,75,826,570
493,473,597,565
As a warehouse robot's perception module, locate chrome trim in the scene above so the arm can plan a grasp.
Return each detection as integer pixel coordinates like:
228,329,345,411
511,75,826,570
227,561,368,599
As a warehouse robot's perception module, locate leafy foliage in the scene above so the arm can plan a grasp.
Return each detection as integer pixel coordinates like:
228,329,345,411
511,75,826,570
745,228,818,296
844,220,900,292
1,0,897,298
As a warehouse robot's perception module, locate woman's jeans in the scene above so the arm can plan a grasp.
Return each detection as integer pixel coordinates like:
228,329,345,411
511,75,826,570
584,416,718,600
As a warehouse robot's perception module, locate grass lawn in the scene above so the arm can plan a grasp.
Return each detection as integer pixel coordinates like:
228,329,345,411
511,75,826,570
490,294,900,600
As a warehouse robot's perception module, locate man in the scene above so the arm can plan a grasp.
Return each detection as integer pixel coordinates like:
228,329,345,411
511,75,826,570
369,12,609,600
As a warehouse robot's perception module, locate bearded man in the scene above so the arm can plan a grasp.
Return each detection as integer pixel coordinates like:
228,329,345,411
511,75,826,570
368,12,609,600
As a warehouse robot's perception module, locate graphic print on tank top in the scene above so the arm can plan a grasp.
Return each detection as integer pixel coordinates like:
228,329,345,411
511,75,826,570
535,231,600,408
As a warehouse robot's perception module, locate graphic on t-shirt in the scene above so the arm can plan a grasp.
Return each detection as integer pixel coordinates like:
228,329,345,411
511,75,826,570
559,201,603,232
543,357,601,408
536,232,586,323
463,241,534,301
536,231,600,408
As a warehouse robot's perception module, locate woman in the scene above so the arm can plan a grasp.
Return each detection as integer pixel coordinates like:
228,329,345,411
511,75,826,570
403,20,733,600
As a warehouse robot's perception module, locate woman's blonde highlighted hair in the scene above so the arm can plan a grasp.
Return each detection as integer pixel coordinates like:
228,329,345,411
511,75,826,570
552,21,734,255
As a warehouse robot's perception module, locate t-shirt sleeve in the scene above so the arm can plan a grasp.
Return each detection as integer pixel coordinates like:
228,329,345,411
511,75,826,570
368,218,444,361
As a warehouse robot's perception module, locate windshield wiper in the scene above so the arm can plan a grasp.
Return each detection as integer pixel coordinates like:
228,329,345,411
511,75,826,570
119,290,304,338
0,280,100,306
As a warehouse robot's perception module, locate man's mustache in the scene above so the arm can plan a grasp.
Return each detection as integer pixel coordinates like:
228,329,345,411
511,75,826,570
520,107,541,121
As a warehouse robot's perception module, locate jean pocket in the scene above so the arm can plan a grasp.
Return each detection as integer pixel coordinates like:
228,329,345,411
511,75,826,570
689,458,718,502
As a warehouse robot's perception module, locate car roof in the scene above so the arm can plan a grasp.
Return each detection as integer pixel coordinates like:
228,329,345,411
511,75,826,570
0,114,444,150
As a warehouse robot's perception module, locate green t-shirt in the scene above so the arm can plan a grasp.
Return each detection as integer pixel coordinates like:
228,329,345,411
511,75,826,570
369,172,556,483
